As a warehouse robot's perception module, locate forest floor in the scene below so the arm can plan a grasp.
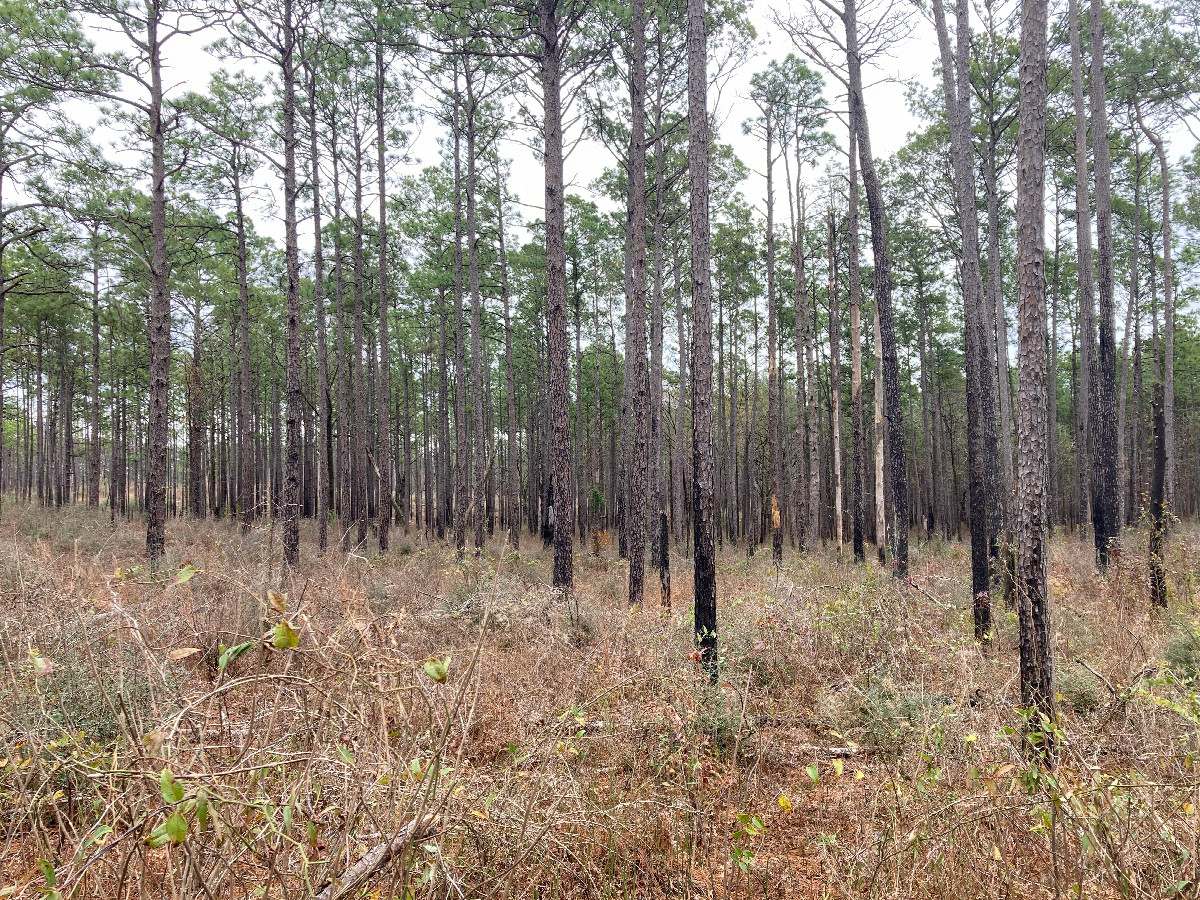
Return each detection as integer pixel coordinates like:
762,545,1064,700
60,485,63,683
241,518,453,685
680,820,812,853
1,505,1199,898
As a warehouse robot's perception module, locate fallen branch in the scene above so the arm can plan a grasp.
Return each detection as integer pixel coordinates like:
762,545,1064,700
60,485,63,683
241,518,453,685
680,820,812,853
314,815,438,900
1075,658,1118,697
789,744,881,759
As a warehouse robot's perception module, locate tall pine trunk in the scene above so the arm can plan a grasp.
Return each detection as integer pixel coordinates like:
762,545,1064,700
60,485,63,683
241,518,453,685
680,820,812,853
626,0,649,604
687,0,717,672
541,0,574,590
1014,0,1056,733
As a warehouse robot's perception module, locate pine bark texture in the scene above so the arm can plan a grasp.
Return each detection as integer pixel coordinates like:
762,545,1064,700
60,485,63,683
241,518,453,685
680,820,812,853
541,0,574,590
846,0,908,576
1014,0,1056,727
626,0,649,604
932,0,994,635
687,0,717,671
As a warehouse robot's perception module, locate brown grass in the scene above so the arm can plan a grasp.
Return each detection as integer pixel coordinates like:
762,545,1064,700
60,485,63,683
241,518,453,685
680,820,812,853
1,504,1199,898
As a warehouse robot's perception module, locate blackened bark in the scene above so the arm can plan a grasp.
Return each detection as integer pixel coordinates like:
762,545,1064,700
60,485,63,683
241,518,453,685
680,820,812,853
280,0,302,567
1088,0,1117,566
932,0,995,632
1135,106,1174,517
188,299,205,518
1149,385,1167,607
626,0,649,605
688,0,717,673
874,301,886,560
843,13,906,575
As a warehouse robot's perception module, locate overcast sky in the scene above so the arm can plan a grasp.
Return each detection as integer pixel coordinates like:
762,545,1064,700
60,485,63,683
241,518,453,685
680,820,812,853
80,0,938,247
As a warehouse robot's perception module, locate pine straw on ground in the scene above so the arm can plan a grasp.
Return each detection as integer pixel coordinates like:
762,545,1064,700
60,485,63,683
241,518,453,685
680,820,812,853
1,505,1199,898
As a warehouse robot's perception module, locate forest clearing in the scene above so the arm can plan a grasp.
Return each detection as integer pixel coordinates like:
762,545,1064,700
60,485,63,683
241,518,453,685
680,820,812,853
2,507,1199,898
4,0,1200,890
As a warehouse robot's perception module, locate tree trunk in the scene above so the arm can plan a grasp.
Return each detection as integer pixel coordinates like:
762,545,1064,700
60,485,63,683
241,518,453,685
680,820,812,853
874,301,886,560
984,143,1014,522
1120,144,1142,527
89,229,102,509
687,0,717,672
625,0,649,604
1049,185,1060,524
1149,385,1167,607
451,76,468,556
376,24,393,553
280,0,302,567
1136,106,1174,516
541,0,574,590
464,66,486,553
845,0,908,576
847,121,865,563
673,249,688,548
765,105,783,566
307,61,330,553
352,127,369,548
1069,0,1098,538
650,81,670,602
827,206,843,555
1089,0,1118,566
145,9,170,564
497,165,520,549
1014,0,1056,732
188,299,205,518
932,0,996,631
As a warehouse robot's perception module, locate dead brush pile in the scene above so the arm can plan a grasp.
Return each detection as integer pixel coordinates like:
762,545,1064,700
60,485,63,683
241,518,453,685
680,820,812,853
0,505,1199,898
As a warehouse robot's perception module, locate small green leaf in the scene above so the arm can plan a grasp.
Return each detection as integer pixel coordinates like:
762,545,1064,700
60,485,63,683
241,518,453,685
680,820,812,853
196,791,209,832
336,744,354,765
172,564,197,586
160,768,184,804
806,764,820,785
144,823,172,848
165,811,188,844
423,656,450,684
272,620,299,650
218,640,255,672
38,859,55,887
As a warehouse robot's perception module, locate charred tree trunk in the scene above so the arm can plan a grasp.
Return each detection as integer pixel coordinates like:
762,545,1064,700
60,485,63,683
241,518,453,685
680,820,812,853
688,0,717,672
626,0,649,604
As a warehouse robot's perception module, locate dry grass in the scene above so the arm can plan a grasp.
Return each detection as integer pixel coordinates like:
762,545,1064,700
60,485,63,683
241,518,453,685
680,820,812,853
1,504,1199,898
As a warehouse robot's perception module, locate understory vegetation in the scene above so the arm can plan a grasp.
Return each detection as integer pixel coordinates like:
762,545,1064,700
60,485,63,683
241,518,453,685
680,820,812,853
2,505,1199,898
